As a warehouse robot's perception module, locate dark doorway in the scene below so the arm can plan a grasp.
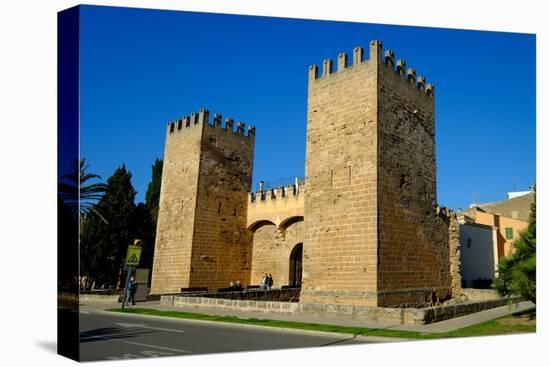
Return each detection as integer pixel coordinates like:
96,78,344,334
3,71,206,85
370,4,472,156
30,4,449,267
289,243,303,287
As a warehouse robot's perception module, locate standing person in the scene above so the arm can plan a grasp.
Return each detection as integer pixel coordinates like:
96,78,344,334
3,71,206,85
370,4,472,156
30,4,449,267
260,273,268,290
267,273,274,290
125,275,137,306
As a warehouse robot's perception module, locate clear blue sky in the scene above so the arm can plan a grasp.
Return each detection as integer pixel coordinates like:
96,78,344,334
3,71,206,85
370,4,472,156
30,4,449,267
79,5,535,210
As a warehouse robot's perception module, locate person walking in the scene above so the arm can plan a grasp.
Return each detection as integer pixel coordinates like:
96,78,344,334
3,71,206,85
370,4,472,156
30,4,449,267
267,273,274,290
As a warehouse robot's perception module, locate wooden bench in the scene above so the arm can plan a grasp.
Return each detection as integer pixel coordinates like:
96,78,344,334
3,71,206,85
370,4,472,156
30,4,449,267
180,287,208,294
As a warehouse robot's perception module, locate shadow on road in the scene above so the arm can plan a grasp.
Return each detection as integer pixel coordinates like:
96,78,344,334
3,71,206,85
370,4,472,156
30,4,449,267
319,334,359,346
80,327,157,343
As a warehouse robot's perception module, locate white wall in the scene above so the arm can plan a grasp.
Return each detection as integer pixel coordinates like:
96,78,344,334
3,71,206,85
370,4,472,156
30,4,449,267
459,223,498,287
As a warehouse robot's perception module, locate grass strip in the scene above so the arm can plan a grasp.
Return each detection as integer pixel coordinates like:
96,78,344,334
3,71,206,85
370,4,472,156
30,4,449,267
107,307,535,340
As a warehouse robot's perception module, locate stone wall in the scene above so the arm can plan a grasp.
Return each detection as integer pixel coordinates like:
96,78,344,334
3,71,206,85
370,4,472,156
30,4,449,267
150,116,203,294
161,294,522,325
150,110,255,294
376,52,455,306
301,43,379,306
247,183,304,228
189,116,255,290
301,40,459,307
249,219,304,288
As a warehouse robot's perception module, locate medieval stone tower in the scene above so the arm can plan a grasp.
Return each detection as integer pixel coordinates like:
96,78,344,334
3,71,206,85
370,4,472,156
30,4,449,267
150,39,460,307
300,40,460,307
150,110,255,294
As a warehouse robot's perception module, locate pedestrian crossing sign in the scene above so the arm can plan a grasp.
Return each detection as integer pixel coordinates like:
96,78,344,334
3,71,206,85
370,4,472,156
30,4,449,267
125,245,142,266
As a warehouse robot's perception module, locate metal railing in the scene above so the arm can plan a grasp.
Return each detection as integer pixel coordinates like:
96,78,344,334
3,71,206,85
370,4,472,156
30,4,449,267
256,176,305,191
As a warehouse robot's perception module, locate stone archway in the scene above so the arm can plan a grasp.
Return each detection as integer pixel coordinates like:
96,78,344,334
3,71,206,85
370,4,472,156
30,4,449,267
289,243,303,287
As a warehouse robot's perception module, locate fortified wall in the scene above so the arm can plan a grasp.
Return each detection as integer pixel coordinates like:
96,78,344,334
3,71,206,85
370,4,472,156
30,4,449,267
301,40,460,307
150,40,461,307
150,110,255,294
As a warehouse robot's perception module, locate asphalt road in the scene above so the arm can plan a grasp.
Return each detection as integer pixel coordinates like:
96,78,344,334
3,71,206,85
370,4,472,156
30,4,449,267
79,310,380,361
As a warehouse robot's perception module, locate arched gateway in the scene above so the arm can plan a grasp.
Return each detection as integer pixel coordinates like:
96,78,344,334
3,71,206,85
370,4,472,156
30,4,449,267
289,243,303,287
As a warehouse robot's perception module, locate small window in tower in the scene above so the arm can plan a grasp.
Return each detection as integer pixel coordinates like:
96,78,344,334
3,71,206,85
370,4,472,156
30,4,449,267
505,227,514,240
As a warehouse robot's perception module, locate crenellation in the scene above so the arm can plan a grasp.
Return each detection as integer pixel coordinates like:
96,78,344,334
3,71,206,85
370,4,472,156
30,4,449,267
407,68,417,84
309,40,430,99
426,83,435,97
248,125,256,137
384,50,395,68
236,121,245,135
353,46,364,65
165,109,254,138
190,112,198,125
369,39,383,61
274,187,284,199
248,182,304,204
396,59,406,76
308,64,318,80
225,117,234,131
322,59,333,76
213,113,222,127
338,52,348,71
417,76,426,91
199,108,209,124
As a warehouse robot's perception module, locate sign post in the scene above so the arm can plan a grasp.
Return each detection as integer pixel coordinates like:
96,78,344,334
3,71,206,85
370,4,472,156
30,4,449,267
121,240,142,309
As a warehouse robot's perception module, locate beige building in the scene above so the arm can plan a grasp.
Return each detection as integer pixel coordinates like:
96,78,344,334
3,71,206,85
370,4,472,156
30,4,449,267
458,190,533,286
150,40,461,308
462,190,533,258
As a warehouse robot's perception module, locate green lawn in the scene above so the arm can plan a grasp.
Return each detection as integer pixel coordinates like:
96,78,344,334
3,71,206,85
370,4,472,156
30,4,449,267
107,307,535,340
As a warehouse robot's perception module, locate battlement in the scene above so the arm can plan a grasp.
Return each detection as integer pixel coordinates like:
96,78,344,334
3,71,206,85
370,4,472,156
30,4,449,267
166,108,256,138
435,205,457,220
308,40,434,97
249,182,305,204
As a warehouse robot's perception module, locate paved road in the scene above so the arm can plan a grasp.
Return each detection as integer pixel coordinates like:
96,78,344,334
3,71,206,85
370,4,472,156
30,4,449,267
79,310,385,361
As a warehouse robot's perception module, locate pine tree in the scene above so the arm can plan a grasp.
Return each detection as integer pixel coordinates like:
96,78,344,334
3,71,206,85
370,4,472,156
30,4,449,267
493,190,536,303
145,158,163,225
80,165,137,288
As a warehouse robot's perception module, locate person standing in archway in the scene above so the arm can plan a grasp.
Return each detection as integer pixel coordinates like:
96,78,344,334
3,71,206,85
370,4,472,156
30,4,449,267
267,273,274,290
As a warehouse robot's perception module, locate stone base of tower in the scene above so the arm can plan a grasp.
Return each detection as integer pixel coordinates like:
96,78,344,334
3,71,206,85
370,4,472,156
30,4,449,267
299,290,378,307
300,287,453,308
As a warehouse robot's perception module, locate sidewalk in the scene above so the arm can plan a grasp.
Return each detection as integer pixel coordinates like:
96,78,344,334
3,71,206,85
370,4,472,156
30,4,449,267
79,299,535,334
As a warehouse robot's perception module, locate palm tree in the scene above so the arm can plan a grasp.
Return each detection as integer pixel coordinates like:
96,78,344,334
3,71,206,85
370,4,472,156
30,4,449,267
58,158,108,225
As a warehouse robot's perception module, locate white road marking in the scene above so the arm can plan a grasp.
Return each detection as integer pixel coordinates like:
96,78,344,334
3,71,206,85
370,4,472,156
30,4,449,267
115,322,186,334
115,340,189,353
81,331,190,353
106,351,175,360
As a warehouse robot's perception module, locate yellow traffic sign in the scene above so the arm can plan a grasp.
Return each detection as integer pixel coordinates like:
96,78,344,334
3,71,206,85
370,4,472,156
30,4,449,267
125,245,142,266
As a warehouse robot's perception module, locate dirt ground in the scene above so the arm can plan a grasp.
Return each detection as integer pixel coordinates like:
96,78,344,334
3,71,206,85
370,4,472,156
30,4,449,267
497,308,536,326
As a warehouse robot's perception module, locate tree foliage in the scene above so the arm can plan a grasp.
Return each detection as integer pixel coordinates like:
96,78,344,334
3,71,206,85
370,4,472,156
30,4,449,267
80,165,137,288
79,160,161,289
493,191,536,303
58,158,108,225
145,158,163,225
